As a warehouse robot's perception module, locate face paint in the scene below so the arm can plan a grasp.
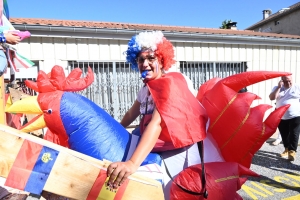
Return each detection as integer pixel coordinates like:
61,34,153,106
137,52,163,82
155,61,159,75
141,71,148,79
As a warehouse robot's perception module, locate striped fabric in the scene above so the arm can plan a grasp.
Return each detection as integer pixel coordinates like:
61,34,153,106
5,140,59,195
87,170,129,200
136,163,164,183
7,49,34,73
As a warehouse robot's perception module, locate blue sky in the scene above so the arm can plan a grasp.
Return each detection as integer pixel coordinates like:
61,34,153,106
7,0,299,30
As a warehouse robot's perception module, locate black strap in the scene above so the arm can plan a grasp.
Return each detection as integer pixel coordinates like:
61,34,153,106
141,95,149,118
140,96,148,124
160,141,208,198
197,141,208,198
145,96,149,115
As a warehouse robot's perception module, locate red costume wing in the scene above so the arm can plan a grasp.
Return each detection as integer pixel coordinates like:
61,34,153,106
147,72,207,148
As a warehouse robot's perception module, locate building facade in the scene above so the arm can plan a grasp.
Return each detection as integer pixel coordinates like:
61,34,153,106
246,2,300,35
7,18,300,122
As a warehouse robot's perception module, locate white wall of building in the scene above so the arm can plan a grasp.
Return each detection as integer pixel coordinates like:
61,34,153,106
14,36,300,113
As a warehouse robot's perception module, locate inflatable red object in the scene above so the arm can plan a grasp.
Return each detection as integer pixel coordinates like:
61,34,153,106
170,162,259,200
148,72,208,149
196,77,221,103
22,65,94,147
6,69,291,199
198,71,291,168
5,113,22,129
25,65,94,93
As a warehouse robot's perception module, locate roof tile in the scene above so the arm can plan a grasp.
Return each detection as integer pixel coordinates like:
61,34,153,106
9,17,300,39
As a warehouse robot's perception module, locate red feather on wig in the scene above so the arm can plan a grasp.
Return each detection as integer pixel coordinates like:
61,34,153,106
155,38,176,70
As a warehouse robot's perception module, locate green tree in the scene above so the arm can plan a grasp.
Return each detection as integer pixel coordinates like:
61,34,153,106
219,19,232,29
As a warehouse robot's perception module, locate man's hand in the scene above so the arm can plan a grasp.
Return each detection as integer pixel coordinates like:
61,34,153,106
278,80,283,88
107,160,138,189
8,31,31,41
4,32,21,45
270,79,284,100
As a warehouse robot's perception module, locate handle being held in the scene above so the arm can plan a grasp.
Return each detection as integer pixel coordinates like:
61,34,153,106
10,30,31,41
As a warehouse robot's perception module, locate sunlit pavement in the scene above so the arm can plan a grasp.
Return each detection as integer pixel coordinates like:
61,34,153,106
238,138,300,200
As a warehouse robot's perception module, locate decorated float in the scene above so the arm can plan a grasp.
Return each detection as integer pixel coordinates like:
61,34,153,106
1,65,290,199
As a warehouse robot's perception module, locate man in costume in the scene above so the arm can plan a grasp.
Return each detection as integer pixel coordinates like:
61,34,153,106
107,31,208,198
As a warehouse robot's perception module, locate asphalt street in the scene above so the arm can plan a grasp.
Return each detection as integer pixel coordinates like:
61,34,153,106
237,138,300,200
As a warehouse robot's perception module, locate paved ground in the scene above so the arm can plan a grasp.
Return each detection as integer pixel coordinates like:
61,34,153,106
238,137,300,200
126,128,300,200
2,129,299,200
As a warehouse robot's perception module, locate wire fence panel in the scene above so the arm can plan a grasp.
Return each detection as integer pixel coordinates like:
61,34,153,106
180,61,248,90
69,61,143,125
69,61,247,125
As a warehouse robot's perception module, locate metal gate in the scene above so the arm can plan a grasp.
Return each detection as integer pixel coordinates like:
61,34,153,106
180,61,247,91
69,61,143,125
69,61,247,124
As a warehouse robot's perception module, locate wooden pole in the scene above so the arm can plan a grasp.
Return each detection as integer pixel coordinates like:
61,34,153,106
0,124,164,200
0,76,5,124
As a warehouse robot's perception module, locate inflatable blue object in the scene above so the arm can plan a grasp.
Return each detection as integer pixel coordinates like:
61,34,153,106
60,92,161,166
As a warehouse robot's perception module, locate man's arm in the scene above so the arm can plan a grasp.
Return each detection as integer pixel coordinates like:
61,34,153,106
127,108,161,166
107,108,162,188
269,80,283,100
120,100,141,128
